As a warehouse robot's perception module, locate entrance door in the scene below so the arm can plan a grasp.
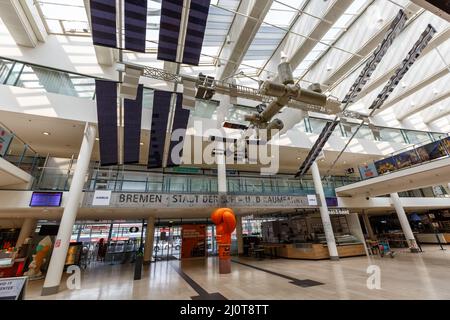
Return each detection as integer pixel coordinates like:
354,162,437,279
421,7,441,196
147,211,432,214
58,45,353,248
153,226,181,261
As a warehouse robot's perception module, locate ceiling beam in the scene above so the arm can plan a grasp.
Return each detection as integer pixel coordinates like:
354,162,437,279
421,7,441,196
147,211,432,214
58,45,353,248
284,0,354,80
261,0,353,82
379,68,449,116
352,27,450,106
215,0,273,81
398,90,450,120
0,0,47,47
425,99,450,124
323,2,421,88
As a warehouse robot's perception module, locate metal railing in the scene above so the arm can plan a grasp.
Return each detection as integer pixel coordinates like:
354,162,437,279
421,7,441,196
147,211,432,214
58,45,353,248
0,121,41,174
0,56,97,99
32,165,361,197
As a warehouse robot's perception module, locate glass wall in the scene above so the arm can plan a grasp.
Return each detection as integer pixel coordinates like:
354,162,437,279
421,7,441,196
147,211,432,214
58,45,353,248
0,57,96,99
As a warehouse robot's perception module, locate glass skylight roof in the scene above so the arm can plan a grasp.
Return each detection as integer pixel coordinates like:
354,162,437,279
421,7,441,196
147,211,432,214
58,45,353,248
27,0,450,126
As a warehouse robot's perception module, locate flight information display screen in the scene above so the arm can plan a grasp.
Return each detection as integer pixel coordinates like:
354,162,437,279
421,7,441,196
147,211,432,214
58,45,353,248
29,192,63,207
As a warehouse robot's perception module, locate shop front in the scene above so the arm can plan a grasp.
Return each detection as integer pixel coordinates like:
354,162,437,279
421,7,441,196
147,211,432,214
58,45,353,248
242,210,366,260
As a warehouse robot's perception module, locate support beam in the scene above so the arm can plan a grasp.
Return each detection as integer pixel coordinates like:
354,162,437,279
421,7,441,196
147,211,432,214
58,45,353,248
398,90,450,120
19,0,48,42
425,96,450,123
380,68,449,116
0,0,41,47
311,161,339,260
236,215,243,255
390,192,420,253
41,123,97,296
216,0,273,80
362,213,375,240
143,216,155,264
279,0,354,82
15,218,36,250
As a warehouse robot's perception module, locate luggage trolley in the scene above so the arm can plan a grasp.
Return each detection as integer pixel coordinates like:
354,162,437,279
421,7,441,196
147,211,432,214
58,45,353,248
377,240,395,258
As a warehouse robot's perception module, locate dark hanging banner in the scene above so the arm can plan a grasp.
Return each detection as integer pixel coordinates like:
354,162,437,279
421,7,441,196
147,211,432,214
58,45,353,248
148,90,172,168
124,84,144,164
182,0,211,65
95,80,118,166
90,0,117,48
157,0,183,63
167,93,190,167
124,0,148,53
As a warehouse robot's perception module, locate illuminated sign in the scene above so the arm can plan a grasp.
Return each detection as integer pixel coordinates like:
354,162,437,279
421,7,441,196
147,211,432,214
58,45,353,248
29,192,62,207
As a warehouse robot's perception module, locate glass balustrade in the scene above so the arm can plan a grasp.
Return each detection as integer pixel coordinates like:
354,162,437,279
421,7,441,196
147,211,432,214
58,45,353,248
32,166,362,196
0,121,41,175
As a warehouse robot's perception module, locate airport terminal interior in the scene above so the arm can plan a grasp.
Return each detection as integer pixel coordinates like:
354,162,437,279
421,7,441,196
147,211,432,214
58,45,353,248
0,0,450,301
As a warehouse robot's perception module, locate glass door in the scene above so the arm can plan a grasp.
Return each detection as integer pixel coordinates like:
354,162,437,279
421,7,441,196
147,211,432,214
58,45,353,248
153,226,182,261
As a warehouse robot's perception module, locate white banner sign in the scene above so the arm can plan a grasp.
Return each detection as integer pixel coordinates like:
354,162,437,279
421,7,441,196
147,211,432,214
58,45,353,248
83,192,315,209
307,194,318,206
329,208,350,215
0,277,27,300
92,190,112,206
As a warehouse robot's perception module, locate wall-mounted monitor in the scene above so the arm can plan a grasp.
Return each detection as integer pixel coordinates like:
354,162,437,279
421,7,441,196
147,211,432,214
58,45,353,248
29,192,63,207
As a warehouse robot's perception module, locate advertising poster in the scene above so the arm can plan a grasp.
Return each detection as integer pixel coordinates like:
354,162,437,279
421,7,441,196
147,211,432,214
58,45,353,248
358,162,379,179
393,149,421,169
416,140,447,162
181,224,206,259
441,136,450,154
374,157,397,175
0,128,13,157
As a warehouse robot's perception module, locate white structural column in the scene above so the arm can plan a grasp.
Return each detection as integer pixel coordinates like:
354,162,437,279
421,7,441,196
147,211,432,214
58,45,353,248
143,216,155,264
235,215,244,255
41,123,96,296
362,213,376,240
311,161,339,260
390,193,420,253
216,139,227,203
15,218,37,249
347,213,369,257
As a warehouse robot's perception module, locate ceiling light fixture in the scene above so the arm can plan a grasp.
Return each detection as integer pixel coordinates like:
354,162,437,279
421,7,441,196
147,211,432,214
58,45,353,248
42,132,50,136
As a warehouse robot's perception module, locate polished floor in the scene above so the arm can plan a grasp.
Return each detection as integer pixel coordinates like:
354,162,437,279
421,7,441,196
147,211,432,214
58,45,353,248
25,245,450,300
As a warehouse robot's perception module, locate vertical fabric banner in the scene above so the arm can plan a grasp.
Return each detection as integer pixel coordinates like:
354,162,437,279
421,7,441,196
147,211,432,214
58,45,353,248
167,93,190,167
95,80,118,166
157,0,183,62
182,0,211,65
148,90,172,168
90,0,117,48
123,84,144,164
124,0,148,52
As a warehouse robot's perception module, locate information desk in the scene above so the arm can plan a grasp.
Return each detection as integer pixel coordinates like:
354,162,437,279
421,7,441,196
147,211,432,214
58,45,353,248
271,243,365,260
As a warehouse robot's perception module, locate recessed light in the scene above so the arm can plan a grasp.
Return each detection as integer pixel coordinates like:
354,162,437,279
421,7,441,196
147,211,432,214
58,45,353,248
140,142,144,146
95,138,100,141
42,132,50,136
297,157,301,160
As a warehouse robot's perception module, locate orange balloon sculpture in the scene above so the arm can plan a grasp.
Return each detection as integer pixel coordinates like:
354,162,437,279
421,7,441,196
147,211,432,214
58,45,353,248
211,208,236,267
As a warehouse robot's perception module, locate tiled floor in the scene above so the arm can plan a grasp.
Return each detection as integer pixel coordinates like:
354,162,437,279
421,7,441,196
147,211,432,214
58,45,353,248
25,245,450,300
